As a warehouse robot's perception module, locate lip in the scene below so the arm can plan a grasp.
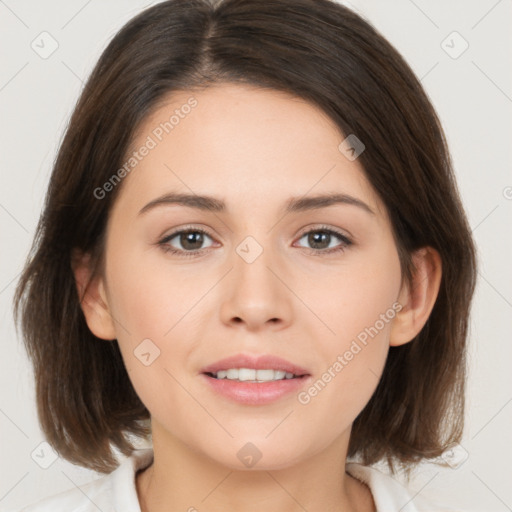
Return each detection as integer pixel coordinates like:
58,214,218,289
200,353,312,406
200,353,310,376
200,373,312,405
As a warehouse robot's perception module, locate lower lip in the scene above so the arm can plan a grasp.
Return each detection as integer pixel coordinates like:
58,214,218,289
200,373,311,405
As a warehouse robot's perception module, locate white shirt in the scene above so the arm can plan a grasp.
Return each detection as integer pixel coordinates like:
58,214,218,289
17,448,460,512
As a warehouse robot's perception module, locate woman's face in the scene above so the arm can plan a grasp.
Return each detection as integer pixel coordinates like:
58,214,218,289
95,83,404,469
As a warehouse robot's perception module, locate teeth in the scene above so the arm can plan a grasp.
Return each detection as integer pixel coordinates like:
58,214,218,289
213,368,297,382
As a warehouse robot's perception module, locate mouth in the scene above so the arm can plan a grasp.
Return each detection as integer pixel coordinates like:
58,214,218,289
200,353,311,381
199,353,311,405
203,369,309,382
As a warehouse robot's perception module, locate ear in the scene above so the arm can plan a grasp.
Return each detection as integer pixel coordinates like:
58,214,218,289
389,247,442,347
71,249,116,340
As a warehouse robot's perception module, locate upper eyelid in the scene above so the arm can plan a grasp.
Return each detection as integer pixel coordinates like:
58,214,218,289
296,225,351,240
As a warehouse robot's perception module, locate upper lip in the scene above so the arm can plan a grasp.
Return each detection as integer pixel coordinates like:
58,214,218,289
201,353,310,376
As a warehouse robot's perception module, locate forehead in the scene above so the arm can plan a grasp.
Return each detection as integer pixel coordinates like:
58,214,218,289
116,83,386,219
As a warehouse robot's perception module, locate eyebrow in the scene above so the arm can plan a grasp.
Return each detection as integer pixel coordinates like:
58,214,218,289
138,191,375,216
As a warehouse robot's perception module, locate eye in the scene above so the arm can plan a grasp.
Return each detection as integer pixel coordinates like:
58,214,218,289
158,227,216,257
295,226,352,255
157,224,353,258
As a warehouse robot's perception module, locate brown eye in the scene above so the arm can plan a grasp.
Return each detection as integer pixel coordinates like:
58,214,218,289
177,231,207,251
159,228,215,255
295,227,352,254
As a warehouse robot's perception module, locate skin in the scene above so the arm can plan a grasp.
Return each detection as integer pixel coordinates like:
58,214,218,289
74,83,442,512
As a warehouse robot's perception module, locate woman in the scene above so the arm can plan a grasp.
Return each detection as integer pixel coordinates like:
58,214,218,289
14,0,477,510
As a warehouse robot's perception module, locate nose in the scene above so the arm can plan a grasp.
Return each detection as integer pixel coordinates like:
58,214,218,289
219,242,293,332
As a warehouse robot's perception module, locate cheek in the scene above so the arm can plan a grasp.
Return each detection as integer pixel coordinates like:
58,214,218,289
104,243,202,339
102,241,214,409
303,242,401,348
296,245,401,423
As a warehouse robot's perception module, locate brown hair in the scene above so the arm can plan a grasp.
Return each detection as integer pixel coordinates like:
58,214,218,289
14,0,477,475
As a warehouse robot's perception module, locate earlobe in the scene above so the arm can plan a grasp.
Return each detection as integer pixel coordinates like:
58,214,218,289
71,249,117,340
389,247,442,347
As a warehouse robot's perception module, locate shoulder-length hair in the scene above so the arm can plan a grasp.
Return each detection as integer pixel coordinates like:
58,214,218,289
14,0,477,474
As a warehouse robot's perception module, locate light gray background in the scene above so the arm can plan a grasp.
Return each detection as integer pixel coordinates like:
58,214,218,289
1,0,511,510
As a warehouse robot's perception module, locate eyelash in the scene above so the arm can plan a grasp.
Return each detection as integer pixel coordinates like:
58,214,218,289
157,224,353,258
